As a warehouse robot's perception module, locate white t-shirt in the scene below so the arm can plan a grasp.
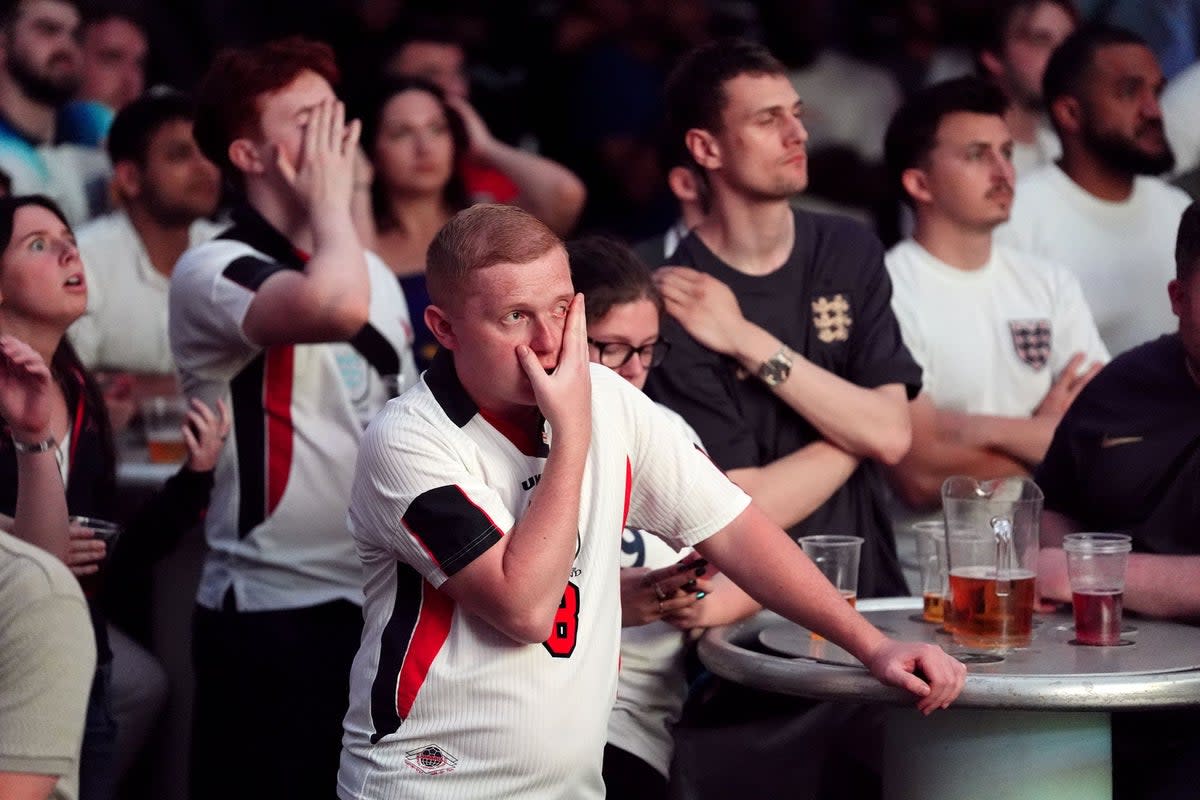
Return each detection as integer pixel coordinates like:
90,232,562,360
1010,119,1060,178
886,240,1109,416
995,164,1190,355
608,404,703,778
338,361,749,800
0,121,110,225
169,207,417,612
69,212,226,373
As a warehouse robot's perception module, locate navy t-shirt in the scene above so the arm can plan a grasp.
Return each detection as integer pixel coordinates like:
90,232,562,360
1035,333,1200,553
646,209,921,598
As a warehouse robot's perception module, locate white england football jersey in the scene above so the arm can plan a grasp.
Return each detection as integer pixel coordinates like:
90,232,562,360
169,205,417,611
338,357,750,799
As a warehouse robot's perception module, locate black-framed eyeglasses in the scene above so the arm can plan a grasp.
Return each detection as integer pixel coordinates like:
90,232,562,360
587,337,671,369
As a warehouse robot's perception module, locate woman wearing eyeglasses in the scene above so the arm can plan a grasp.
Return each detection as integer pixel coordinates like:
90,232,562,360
567,236,759,800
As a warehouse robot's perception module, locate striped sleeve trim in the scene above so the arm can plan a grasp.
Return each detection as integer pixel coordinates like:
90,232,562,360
402,485,504,576
222,255,289,291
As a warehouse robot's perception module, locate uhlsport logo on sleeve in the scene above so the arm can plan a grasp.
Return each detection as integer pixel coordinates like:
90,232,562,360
405,744,458,775
811,294,852,343
1008,319,1052,370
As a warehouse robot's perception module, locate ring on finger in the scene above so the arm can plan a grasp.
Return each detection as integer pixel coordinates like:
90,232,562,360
653,582,668,601
657,599,664,614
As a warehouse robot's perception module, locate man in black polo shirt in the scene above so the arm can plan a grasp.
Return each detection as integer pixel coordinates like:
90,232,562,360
1035,200,1200,800
647,38,919,600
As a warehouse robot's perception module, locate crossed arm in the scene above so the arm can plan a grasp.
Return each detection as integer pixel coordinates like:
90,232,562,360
1039,510,1200,620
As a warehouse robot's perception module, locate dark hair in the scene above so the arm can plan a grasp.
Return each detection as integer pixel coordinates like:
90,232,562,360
357,76,469,225
194,36,340,177
665,38,786,173
0,0,82,28
1176,201,1200,282
1042,24,1147,109
80,1,147,35
0,195,115,497
566,236,661,325
382,14,463,70
977,0,1079,61
427,204,561,308
884,77,1010,206
106,89,195,165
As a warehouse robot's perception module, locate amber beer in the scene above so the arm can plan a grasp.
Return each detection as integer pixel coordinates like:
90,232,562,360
922,592,945,623
946,566,1036,648
147,435,187,463
1073,590,1123,646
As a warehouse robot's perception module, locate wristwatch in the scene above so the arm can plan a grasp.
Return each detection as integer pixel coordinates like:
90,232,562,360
756,346,793,387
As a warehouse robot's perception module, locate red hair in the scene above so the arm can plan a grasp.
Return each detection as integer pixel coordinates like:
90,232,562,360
194,36,340,175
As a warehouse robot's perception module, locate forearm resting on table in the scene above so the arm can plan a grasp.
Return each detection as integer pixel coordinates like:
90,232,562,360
727,440,859,529
696,504,886,663
731,323,911,464
1124,554,1200,619
441,439,587,644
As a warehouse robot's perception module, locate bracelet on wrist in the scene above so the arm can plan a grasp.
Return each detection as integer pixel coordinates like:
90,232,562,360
11,435,57,454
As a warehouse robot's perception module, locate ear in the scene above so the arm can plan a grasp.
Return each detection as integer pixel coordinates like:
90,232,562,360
900,167,933,206
978,50,1005,82
666,165,699,204
227,138,266,176
1049,96,1083,136
425,303,458,351
111,161,142,200
1169,278,1185,318
685,128,721,172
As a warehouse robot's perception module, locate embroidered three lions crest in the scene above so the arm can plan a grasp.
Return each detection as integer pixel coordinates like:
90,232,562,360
1008,319,1052,370
811,294,852,343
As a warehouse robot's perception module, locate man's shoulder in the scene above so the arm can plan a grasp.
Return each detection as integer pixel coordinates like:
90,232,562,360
1071,335,1181,416
1134,176,1192,212
0,531,86,606
77,212,133,251
791,207,883,267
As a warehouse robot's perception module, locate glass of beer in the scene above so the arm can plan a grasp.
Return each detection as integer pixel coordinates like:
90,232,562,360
140,396,188,463
913,520,948,623
799,535,863,640
1063,533,1132,646
942,477,1043,650
69,516,122,598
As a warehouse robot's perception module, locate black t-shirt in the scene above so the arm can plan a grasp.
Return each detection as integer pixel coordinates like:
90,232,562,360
1035,334,1200,553
645,209,922,598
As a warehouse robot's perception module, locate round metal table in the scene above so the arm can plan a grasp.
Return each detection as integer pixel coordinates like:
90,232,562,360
699,597,1200,800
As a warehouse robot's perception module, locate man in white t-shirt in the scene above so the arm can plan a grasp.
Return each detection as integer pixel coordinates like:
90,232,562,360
170,38,416,800
0,0,109,224
995,24,1191,356
975,0,1077,176
69,91,222,392
883,77,1109,510
337,204,966,800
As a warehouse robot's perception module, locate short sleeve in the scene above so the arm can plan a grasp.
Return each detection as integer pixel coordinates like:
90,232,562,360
169,243,278,374
348,408,515,587
846,241,922,398
1048,266,1111,374
885,259,933,390
614,370,751,550
0,593,96,778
